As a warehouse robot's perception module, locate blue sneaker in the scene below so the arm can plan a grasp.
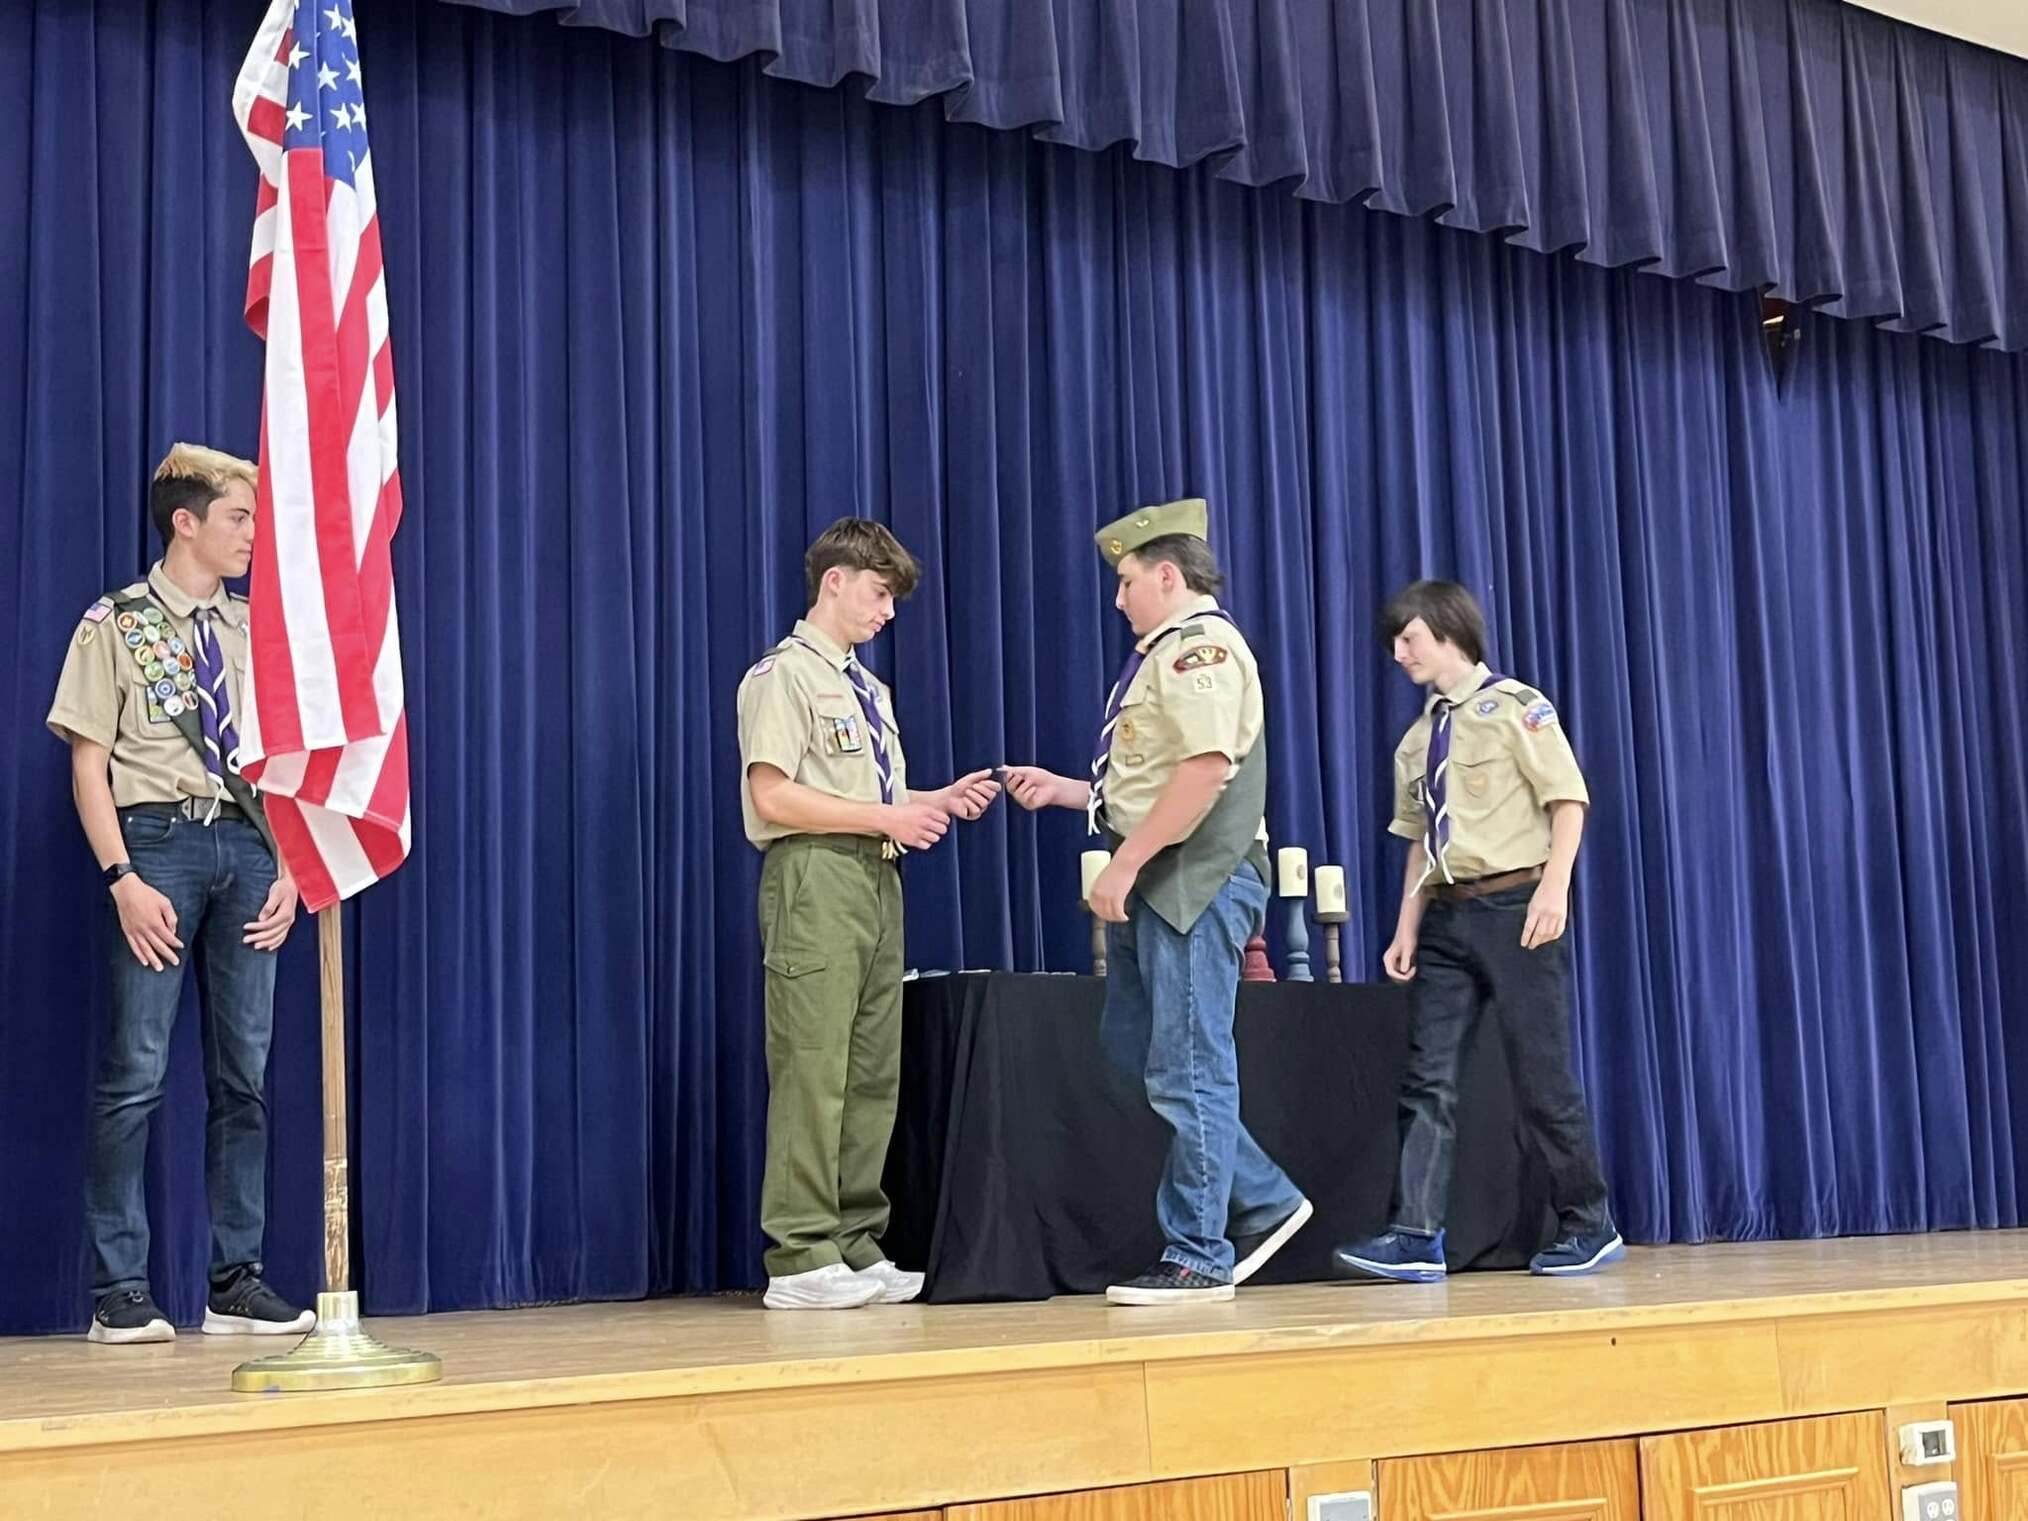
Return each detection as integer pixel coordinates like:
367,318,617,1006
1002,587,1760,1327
1529,1228,1625,1276
1331,1229,1446,1283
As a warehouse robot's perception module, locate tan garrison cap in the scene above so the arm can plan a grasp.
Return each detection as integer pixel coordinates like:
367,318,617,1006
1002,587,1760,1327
1095,497,1209,566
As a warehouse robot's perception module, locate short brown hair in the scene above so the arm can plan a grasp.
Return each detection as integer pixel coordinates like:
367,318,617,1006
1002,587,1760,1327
1123,533,1224,596
150,442,257,547
804,518,921,606
1380,580,1488,664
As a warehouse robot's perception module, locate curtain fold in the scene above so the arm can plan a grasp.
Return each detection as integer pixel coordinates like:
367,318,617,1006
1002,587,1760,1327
1,0,2023,1334
447,0,2028,351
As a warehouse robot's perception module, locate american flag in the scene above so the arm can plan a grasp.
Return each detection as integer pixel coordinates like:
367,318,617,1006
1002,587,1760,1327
231,0,410,912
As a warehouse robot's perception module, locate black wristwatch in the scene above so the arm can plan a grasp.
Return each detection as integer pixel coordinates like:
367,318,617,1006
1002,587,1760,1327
103,862,138,891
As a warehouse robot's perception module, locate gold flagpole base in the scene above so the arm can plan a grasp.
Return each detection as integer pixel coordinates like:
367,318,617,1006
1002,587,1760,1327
231,1291,443,1393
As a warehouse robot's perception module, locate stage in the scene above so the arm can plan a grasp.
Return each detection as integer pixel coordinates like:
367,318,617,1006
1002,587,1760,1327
5,1234,2028,1519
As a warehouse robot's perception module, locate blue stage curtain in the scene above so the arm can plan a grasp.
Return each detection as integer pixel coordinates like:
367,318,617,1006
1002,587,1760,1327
444,0,2028,353
1,0,2022,1334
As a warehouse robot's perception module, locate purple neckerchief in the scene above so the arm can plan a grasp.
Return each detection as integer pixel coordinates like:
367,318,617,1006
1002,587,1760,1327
1087,608,1239,835
787,634,893,803
1417,669,1503,889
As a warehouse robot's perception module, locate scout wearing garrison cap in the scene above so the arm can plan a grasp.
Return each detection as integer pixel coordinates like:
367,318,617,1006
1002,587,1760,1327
735,517,999,1312
1333,579,1622,1284
46,442,309,1345
1005,497,1312,1305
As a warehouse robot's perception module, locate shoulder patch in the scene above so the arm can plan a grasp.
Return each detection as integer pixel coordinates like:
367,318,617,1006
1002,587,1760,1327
1172,644,1229,674
77,596,114,646
1522,699,1558,732
748,656,777,678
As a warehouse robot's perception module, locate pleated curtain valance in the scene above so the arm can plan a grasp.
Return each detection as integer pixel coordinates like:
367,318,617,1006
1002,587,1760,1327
442,0,2028,351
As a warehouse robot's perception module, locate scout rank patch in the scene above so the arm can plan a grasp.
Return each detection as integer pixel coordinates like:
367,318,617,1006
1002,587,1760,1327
118,603,196,721
1171,644,1228,673
1474,696,1500,715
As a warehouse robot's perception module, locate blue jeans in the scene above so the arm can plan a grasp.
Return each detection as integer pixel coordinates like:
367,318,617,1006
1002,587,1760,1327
1393,883,1612,1239
1102,862,1302,1280
86,806,280,1295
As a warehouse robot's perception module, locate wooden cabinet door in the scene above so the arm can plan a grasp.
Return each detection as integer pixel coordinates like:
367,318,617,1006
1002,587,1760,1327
1951,1397,2028,1520
946,1470,1282,1521
1380,1439,1639,1521
1640,1411,1892,1521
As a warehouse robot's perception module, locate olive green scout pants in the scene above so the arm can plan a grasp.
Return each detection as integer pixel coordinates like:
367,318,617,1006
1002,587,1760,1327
757,834,905,1278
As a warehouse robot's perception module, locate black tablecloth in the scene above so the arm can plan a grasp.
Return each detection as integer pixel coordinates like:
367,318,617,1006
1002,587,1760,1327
881,973,1556,1302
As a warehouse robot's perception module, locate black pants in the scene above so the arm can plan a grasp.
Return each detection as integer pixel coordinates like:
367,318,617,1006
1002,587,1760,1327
1392,882,1612,1239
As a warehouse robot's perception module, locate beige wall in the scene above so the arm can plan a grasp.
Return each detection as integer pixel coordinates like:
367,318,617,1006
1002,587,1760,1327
1841,1,2028,62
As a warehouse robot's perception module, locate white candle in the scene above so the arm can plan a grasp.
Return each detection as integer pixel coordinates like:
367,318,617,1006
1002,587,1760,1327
1080,850,1111,903
1277,846,1309,898
1314,865,1347,915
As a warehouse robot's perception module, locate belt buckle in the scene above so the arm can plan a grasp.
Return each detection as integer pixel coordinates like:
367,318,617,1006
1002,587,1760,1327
179,795,225,825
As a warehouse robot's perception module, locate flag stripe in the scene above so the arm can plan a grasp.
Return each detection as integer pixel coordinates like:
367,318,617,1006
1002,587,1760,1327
234,0,410,913
245,409,304,759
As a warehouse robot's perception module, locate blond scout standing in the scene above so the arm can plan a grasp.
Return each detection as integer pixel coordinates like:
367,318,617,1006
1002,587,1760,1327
47,444,309,1344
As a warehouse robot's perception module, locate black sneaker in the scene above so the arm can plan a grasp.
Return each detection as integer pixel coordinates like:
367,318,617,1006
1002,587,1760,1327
1230,1196,1314,1286
1105,1260,1234,1306
88,1288,175,1344
202,1268,315,1336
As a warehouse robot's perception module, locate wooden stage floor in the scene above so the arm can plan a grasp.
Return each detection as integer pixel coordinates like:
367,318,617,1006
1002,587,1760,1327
6,1233,2028,1518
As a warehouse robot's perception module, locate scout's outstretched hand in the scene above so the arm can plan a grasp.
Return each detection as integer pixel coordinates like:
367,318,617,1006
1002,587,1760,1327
922,769,1001,821
1001,765,1089,812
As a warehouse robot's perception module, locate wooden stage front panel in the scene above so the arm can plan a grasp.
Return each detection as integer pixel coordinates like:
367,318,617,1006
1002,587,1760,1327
2,1234,2026,1519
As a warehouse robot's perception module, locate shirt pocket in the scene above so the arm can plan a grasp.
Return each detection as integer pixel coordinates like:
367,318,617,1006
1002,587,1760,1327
810,697,872,761
1448,751,1524,813
1110,687,1156,763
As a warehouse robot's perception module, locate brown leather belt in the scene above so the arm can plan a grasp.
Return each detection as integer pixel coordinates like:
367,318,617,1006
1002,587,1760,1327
1428,864,1543,903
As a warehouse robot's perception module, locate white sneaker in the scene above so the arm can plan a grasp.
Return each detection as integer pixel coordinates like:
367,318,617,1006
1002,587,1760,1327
854,1260,924,1304
764,1263,884,1311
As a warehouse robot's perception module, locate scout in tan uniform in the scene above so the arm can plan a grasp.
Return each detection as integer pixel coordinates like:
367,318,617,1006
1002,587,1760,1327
1006,498,1311,1305
737,518,999,1311
46,444,311,1344
1333,579,1621,1283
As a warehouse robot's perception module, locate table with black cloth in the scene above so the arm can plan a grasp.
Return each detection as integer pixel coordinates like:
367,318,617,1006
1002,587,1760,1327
881,972,1558,1302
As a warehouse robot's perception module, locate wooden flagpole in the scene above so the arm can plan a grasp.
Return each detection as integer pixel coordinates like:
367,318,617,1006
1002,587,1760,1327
230,900,439,1391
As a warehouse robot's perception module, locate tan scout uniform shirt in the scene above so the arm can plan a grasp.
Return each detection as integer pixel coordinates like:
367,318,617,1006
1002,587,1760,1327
1103,594,1267,843
736,618,910,849
46,563,252,808
1388,661,1589,881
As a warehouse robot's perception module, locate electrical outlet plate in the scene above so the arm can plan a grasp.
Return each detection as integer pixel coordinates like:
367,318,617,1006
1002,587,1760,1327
1899,1419,1956,1466
1901,1480,1959,1521
1308,1491,1374,1521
